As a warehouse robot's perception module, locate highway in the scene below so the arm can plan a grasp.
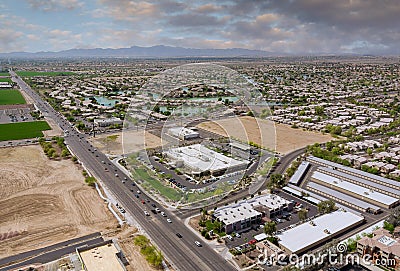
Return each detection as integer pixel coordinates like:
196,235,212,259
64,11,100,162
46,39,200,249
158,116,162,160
10,71,236,271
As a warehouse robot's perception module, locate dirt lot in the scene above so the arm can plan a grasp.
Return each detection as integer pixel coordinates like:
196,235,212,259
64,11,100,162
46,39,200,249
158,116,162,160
111,226,161,271
197,116,334,154
0,145,117,258
42,117,63,137
89,130,165,155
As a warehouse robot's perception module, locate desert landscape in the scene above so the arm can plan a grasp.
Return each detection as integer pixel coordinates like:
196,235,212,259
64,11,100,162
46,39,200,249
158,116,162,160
0,145,117,258
197,116,335,154
89,130,165,155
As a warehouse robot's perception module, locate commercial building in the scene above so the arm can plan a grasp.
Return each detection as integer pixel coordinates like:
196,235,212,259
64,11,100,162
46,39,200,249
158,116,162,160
94,117,122,127
164,143,248,176
307,156,400,190
310,171,399,209
288,161,310,186
317,166,399,199
77,240,127,271
357,228,400,269
278,210,364,255
168,126,199,140
307,182,381,214
213,194,293,234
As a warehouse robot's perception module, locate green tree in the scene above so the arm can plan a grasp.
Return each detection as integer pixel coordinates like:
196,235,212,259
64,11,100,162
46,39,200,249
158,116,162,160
264,221,277,236
298,208,308,222
317,200,337,214
84,176,96,187
315,106,324,116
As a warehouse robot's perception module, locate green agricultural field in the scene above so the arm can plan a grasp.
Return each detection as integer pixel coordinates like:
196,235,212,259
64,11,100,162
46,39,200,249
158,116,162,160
16,71,75,77
0,89,26,105
0,78,13,83
0,121,51,141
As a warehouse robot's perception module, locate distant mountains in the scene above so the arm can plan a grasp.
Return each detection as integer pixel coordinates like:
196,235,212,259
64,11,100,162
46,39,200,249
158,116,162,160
0,45,277,58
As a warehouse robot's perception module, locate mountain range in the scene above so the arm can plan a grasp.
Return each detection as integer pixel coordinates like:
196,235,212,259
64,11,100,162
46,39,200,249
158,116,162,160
0,45,278,58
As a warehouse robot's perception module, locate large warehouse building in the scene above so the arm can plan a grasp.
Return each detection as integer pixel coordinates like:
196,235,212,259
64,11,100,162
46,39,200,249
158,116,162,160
310,171,399,209
164,144,249,176
278,210,364,255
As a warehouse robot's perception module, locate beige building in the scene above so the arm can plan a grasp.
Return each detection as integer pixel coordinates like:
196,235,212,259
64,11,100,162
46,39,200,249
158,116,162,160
357,228,400,270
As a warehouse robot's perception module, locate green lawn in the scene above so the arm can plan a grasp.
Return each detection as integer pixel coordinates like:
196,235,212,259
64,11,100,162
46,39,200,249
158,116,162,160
0,121,51,141
132,168,182,201
0,72,9,76
0,78,12,83
16,71,75,77
0,89,26,105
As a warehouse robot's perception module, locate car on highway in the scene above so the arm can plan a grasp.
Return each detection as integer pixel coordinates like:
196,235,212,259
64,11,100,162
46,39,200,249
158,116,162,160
195,241,202,247
176,233,182,238
167,218,172,223
160,212,167,217
144,211,150,216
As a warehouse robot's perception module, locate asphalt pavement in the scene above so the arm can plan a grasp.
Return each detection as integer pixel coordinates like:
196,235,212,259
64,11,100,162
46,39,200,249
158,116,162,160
10,71,236,271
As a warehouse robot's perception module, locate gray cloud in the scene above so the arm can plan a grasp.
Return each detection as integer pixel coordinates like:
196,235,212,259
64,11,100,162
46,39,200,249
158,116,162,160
26,0,83,11
3,0,400,54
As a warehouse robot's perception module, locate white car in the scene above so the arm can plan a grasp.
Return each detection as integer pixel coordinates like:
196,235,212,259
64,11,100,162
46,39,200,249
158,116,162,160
167,218,172,223
144,211,150,216
161,212,167,217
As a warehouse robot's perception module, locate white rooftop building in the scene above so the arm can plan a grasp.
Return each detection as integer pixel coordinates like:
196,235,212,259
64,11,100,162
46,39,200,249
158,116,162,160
214,194,293,233
168,126,199,140
164,144,248,176
278,210,364,254
311,171,399,209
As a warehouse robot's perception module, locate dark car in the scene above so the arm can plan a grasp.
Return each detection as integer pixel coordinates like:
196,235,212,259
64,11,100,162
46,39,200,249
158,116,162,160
176,233,183,238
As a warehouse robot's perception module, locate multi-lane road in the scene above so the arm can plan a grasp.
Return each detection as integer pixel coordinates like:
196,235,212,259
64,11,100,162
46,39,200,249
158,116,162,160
10,71,236,271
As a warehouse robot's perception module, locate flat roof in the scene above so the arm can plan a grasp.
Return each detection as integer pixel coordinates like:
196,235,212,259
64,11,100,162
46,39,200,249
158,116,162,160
282,186,302,197
288,161,310,185
308,156,400,189
307,182,381,211
278,210,364,254
215,194,290,225
312,171,398,206
318,167,399,198
79,243,125,271
165,144,248,173
168,126,199,138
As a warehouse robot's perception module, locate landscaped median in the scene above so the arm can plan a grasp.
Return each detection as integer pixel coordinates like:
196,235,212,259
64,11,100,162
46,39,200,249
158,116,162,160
0,121,51,141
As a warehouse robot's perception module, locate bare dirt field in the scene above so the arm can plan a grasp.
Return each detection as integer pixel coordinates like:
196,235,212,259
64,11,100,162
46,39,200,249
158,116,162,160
89,130,165,155
42,117,63,137
197,116,334,154
111,226,161,271
0,145,117,258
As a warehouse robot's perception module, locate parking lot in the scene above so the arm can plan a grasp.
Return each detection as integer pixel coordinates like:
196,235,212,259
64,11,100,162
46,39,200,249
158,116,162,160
0,107,34,124
224,191,318,249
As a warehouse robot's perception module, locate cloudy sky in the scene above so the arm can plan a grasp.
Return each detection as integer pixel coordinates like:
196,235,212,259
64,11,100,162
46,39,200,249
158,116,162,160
1,0,400,55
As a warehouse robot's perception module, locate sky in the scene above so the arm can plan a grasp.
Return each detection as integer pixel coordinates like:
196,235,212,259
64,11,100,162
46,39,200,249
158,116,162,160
1,0,400,55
